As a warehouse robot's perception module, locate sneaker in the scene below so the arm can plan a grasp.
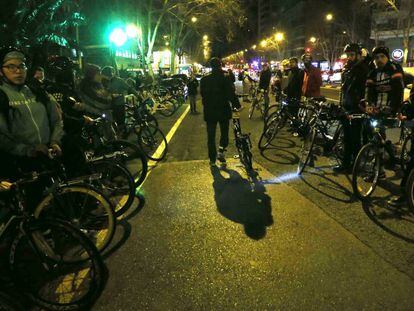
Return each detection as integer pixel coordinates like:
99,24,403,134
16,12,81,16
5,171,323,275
387,196,406,207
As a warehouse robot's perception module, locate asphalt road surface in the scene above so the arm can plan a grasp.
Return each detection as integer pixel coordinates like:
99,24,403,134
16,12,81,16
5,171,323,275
93,92,414,310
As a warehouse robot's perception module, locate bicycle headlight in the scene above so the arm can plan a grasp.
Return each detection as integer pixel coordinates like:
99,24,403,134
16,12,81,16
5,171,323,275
370,120,378,127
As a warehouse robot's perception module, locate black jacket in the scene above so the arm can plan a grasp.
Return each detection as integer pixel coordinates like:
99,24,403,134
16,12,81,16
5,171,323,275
284,67,304,100
187,77,199,96
366,61,404,113
200,70,240,122
341,59,369,113
259,68,271,90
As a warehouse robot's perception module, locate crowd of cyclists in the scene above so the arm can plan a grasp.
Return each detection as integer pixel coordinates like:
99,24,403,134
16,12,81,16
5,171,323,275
251,42,414,212
0,46,188,309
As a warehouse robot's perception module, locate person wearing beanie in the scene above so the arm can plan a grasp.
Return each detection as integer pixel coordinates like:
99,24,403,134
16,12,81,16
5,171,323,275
200,57,241,166
0,47,63,165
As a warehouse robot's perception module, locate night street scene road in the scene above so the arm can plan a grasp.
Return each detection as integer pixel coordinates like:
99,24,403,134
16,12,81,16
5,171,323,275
0,0,414,310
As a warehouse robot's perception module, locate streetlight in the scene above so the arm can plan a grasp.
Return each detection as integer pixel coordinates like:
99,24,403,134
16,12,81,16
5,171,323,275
109,28,127,47
260,40,267,47
244,49,248,52
252,44,257,49
191,16,198,23
203,35,208,41
275,32,285,42
309,37,317,43
326,13,333,21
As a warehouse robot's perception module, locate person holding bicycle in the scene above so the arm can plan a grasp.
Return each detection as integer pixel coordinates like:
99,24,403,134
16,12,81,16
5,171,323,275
200,57,241,167
333,43,369,173
259,63,272,112
363,46,404,188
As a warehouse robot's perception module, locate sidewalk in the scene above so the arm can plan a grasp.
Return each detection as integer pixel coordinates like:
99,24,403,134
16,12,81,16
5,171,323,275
95,160,414,310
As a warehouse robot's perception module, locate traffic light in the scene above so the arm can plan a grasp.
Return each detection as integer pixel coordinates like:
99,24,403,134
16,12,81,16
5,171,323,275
109,28,127,47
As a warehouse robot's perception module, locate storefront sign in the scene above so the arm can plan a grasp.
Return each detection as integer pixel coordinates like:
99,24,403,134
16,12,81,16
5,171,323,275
392,49,404,61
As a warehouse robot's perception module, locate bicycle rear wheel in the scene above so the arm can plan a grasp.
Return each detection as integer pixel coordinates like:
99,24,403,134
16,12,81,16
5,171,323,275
352,143,380,200
104,140,148,187
258,114,284,150
400,135,411,171
10,218,104,310
34,184,116,255
138,124,168,161
297,127,316,175
248,100,257,119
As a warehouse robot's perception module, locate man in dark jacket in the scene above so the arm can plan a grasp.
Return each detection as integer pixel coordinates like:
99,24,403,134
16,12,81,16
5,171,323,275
284,57,303,100
200,57,241,166
334,43,369,173
259,63,272,110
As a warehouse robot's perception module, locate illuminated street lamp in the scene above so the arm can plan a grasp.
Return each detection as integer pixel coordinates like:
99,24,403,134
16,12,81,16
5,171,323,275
275,32,285,42
203,35,208,41
191,16,198,23
309,37,317,43
260,40,267,48
109,28,127,47
244,49,248,52
252,44,257,49
326,13,334,21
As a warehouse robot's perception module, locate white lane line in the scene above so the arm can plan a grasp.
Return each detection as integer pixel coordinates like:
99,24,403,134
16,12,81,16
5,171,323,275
135,105,191,189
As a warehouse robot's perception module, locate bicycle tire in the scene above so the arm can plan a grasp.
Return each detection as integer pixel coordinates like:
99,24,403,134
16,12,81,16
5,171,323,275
240,146,253,171
297,127,316,175
405,169,414,214
9,218,104,310
104,140,148,187
88,160,135,217
258,114,284,150
332,124,345,162
263,104,278,122
34,184,116,255
138,124,168,161
352,143,380,200
400,135,411,171
158,99,177,117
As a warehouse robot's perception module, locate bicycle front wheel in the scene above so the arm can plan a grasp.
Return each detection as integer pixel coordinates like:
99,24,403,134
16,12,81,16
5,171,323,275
405,169,414,214
400,135,411,171
158,99,177,117
352,143,380,200
138,124,168,161
297,127,316,175
10,218,104,310
34,184,116,255
258,114,284,150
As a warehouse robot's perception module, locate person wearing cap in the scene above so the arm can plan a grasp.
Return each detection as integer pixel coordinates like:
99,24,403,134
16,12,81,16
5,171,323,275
259,63,272,111
0,47,63,173
301,53,322,98
333,43,369,173
200,57,241,166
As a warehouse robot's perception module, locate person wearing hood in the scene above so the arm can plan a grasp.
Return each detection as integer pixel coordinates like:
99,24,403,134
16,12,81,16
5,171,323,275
333,43,369,173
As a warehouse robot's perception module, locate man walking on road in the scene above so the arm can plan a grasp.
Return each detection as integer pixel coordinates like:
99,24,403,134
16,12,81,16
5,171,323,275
259,63,272,111
200,57,241,167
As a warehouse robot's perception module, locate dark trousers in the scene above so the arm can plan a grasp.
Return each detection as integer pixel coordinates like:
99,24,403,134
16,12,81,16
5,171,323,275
189,95,197,112
207,120,230,162
342,118,362,167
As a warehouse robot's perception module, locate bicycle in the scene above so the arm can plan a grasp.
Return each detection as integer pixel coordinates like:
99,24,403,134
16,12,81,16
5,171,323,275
352,108,399,200
232,106,253,171
297,101,345,175
248,88,266,119
0,177,105,310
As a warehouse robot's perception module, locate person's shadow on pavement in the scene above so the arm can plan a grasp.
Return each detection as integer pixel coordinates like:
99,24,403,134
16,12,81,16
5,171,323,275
210,166,273,240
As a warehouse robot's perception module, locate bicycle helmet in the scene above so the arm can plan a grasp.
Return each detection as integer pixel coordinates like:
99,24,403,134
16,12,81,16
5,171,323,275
343,43,361,54
372,46,390,59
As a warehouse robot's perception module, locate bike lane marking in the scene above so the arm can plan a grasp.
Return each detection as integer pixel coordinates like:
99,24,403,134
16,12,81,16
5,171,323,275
55,105,191,302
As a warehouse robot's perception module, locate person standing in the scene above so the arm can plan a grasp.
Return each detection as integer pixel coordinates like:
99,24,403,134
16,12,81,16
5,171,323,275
333,43,369,173
259,63,272,111
200,57,241,166
187,73,199,113
301,53,322,98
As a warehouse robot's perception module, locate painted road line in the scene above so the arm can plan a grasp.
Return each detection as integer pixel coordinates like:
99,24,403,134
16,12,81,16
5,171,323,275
135,104,191,187
57,105,191,303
